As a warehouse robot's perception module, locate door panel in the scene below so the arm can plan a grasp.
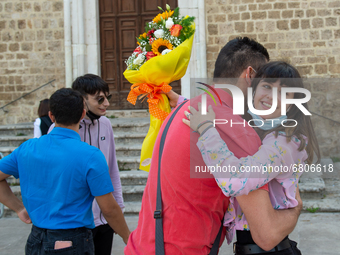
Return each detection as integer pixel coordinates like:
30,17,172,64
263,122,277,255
99,0,181,110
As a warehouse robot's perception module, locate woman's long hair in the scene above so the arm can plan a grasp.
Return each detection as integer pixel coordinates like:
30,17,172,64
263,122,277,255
248,61,320,164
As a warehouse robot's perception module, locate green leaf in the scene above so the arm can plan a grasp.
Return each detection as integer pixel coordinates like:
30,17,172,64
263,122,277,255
158,6,164,12
145,44,152,51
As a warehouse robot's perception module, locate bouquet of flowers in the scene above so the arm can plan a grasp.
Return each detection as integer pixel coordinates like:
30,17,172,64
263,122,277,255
124,5,195,172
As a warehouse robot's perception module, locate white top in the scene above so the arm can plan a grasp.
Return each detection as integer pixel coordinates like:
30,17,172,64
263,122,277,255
33,118,42,138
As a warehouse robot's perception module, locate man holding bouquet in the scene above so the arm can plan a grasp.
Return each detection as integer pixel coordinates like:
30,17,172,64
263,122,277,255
125,37,302,254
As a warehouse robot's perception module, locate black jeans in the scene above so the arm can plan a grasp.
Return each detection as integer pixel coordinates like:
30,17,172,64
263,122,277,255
91,224,114,255
25,225,94,255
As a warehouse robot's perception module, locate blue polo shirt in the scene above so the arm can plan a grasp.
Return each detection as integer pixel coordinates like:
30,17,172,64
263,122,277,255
0,127,113,229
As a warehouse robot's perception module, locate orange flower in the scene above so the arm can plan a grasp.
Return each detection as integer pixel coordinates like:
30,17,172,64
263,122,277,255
170,24,183,37
153,10,174,23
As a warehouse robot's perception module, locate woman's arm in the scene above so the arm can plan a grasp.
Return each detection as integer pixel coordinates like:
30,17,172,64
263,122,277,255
33,118,42,138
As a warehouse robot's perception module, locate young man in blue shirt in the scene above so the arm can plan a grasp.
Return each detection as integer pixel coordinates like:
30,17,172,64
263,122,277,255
0,88,130,254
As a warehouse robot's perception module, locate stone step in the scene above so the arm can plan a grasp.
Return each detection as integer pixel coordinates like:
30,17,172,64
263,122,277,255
115,144,142,157
299,177,326,200
111,132,147,145
106,110,149,119
302,178,340,212
119,170,148,186
122,185,145,202
110,117,150,133
117,156,141,171
0,136,32,147
0,147,16,157
124,201,142,215
0,123,33,136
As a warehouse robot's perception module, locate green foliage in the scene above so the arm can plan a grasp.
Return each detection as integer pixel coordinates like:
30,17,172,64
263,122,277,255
331,156,340,163
16,133,25,136
306,206,319,213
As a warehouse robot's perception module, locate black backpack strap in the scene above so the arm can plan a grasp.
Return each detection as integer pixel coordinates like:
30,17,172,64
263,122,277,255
155,101,187,255
154,100,224,254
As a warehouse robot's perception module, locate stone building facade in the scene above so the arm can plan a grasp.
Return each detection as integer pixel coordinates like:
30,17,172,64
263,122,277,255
205,0,340,157
0,0,339,156
0,0,65,125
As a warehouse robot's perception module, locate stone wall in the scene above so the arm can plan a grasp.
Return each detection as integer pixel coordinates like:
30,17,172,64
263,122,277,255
205,0,340,157
0,0,65,125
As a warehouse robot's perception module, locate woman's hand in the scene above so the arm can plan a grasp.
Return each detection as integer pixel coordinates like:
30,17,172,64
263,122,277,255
182,102,216,134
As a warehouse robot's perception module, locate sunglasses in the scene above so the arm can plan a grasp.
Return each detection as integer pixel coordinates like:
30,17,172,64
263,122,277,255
97,94,112,104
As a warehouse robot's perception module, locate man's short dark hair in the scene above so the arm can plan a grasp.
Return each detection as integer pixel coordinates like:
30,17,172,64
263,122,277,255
213,37,270,79
72,74,109,97
49,88,84,125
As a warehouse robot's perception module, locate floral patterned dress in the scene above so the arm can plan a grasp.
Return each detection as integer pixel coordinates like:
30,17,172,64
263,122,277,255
197,128,308,244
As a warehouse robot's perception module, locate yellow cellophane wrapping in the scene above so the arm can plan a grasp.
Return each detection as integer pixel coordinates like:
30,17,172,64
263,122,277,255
123,32,194,172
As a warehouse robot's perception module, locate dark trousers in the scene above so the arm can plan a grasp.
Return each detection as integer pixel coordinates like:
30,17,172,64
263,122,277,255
235,231,302,255
25,225,94,255
91,224,114,255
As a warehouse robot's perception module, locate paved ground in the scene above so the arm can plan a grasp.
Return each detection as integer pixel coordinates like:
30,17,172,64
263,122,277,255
0,212,339,255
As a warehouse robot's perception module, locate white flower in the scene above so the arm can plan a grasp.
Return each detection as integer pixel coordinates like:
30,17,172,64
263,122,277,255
154,29,164,38
165,18,174,29
161,49,172,55
133,54,145,65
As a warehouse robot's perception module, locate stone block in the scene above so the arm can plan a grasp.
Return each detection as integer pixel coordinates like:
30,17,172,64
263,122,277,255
328,57,336,64
241,12,250,20
317,9,332,16
274,3,287,9
34,42,46,52
14,3,23,12
290,19,299,29
246,21,254,32
235,22,245,32
310,1,327,8
15,32,23,42
239,5,247,12
48,41,62,52
258,3,272,10
24,3,32,12
335,30,340,39
268,11,280,19
301,20,310,29
53,1,63,12
309,30,320,40
45,31,53,40
219,23,234,35
312,18,324,28
50,19,58,29
326,17,337,26
228,13,240,21
214,15,226,23
37,31,44,40
252,11,266,19
9,43,19,52
269,33,285,42
295,10,304,18
42,19,48,29
277,20,289,30
288,2,300,8
5,3,12,13
0,21,6,31
2,32,12,42
9,20,15,29
16,54,29,59
282,10,293,19
264,21,275,32
315,65,327,74
34,3,41,12
0,44,7,53
42,2,52,12
24,31,35,41
248,4,257,11
264,43,276,49
258,34,268,42
58,19,64,28
329,64,340,74
321,30,333,40
21,43,33,51
18,20,26,29
307,9,316,17
207,24,218,35
313,42,326,47
296,65,313,76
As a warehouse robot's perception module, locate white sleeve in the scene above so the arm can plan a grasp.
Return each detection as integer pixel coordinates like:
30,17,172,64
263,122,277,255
33,118,42,138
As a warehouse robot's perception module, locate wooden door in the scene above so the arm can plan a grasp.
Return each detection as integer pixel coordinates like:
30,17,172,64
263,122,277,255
99,0,181,110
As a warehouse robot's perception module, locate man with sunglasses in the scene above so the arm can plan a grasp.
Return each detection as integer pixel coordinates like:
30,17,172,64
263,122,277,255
49,74,124,255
